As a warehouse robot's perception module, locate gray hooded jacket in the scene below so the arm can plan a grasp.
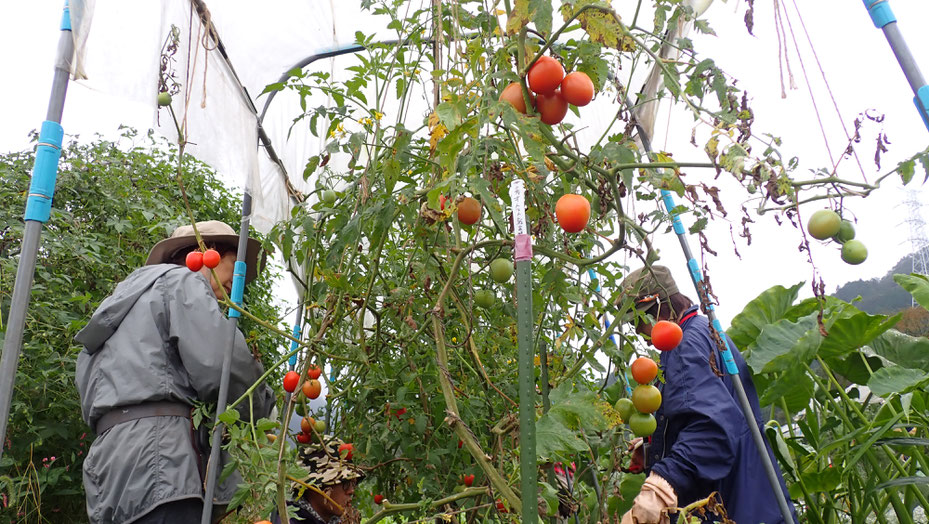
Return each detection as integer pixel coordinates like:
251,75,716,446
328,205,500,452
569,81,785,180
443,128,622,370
75,264,275,523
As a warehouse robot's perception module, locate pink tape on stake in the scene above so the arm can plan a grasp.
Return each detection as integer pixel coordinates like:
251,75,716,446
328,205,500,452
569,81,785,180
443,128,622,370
514,234,533,261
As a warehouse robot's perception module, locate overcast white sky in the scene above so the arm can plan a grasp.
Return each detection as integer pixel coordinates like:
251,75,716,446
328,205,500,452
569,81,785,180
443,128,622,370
1,1,929,329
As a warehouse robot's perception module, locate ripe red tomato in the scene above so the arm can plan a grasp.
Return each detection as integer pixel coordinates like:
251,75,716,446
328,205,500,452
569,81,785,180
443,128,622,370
202,249,221,269
630,357,658,384
535,89,568,125
499,82,533,114
463,474,475,487
374,494,384,505
457,197,481,225
307,365,322,380
555,194,591,233
528,56,565,94
393,407,407,418
457,439,463,449
185,251,203,272
338,442,354,460
496,500,508,513
296,432,311,444
300,416,316,434
283,371,300,393
302,379,322,399
561,71,595,106
651,320,683,351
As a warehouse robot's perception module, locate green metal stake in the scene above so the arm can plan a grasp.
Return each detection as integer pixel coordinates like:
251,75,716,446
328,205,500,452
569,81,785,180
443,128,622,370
511,179,537,523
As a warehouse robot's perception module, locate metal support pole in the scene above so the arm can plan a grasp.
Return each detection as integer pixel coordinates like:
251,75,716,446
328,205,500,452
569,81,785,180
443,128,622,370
862,0,929,130
510,179,538,524
0,1,73,461
200,193,253,524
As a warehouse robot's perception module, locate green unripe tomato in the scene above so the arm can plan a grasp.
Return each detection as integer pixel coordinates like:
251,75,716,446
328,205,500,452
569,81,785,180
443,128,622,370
833,220,855,243
294,402,306,417
629,412,657,438
489,258,514,283
314,418,326,433
321,189,337,205
615,397,635,424
474,289,495,308
807,209,841,240
157,91,172,107
841,239,868,265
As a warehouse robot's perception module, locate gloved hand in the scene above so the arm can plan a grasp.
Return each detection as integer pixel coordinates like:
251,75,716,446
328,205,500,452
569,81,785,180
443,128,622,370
620,473,677,524
623,437,645,474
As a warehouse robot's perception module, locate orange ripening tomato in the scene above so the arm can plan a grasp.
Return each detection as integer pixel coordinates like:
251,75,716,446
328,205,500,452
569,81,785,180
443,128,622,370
528,56,565,94
302,379,322,399
300,416,316,434
651,320,683,351
555,194,591,233
457,197,482,225
499,82,533,114
630,357,658,384
560,71,595,106
535,89,568,125
632,384,662,414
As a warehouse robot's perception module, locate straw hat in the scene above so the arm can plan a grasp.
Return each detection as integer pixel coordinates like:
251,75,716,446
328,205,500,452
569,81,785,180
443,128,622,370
145,220,265,283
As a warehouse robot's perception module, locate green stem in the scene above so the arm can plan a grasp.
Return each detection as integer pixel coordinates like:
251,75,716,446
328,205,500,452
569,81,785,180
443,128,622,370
363,487,490,524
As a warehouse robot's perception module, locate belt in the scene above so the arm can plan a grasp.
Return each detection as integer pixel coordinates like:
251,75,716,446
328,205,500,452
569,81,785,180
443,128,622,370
95,401,192,435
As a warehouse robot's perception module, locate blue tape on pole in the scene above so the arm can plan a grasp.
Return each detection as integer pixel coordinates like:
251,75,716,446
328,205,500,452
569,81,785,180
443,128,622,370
289,324,302,366
863,0,896,28
24,121,64,223
915,85,929,131
687,258,701,283
712,318,740,375
61,1,72,31
228,261,246,318
660,191,686,235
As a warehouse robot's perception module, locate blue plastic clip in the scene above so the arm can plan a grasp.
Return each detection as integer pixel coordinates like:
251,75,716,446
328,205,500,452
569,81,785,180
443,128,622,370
289,324,302,367
228,261,246,318
915,85,929,131
863,0,896,28
712,318,740,375
62,0,72,31
24,121,64,223
661,190,686,235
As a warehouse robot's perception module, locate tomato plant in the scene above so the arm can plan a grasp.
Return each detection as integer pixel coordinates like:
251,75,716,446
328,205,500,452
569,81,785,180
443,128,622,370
338,443,354,461
560,71,594,106
535,89,568,125
498,82,532,114
807,209,841,240
630,357,658,384
302,379,321,399
841,239,868,265
307,365,322,380
457,196,481,225
629,412,657,438
489,258,513,283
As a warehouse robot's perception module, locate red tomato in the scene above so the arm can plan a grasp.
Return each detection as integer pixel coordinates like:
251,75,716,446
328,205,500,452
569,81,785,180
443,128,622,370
338,442,354,460
498,82,533,114
652,320,683,351
296,432,311,444
535,89,568,125
561,71,595,106
630,357,658,384
457,197,481,225
374,494,384,505
307,365,322,380
302,379,322,399
185,251,203,272
300,416,315,434
463,473,474,487
202,249,221,269
496,500,508,513
439,194,447,210
555,194,591,233
528,56,565,94
457,439,463,449
283,371,300,393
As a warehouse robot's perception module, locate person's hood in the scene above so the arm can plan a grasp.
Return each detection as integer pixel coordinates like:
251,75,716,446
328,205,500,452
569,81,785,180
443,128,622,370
74,264,179,355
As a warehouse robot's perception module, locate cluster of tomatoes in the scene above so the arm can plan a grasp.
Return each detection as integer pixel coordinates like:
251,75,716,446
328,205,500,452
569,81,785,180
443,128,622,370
806,209,868,266
283,365,326,443
615,321,683,437
185,248,221,272
499,55,595,126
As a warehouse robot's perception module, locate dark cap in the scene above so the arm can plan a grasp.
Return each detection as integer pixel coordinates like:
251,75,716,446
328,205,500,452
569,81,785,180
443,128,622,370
620,265,679,311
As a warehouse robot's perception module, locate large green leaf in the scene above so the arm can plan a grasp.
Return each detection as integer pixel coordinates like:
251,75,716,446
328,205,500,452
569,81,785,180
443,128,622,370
548,384,608,431
867,366,929,397
758,367,814,411
746,312,820,374
893,273,929,310
535,413,588,461
824,350,886,385
818,311,900,359
869,329,929,372
728,282,803,348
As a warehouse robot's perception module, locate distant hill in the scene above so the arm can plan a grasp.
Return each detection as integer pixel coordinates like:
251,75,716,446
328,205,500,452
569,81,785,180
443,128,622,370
833,253,918,314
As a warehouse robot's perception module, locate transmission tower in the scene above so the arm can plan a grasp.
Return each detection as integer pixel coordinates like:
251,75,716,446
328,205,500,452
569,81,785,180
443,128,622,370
902,189,929,306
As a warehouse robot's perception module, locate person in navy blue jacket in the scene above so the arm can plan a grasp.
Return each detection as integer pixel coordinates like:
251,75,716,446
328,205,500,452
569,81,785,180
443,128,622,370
619,265,796,524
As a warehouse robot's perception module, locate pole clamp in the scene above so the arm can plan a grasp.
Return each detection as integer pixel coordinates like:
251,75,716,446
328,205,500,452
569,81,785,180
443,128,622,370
228,261,246,318
24,121,64,224
863,0,896,28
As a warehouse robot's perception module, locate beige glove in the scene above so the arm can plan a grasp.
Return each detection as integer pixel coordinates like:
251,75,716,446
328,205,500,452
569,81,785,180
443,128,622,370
620,473,677,524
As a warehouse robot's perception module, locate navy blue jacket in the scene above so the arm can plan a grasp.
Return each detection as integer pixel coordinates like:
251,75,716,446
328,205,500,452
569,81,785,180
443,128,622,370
646,306,796,523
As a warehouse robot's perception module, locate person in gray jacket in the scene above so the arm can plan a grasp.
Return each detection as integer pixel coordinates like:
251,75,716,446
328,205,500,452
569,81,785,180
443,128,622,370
75,220,276,524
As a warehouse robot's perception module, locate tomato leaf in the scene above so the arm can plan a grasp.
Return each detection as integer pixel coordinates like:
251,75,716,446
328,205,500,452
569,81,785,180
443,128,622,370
535,413,587,460
538,481,560,517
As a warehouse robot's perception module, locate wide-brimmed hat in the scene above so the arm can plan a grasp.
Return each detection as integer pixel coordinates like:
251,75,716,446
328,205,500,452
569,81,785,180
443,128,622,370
145,220,265,283
617,265,679,321
292,435,365,496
